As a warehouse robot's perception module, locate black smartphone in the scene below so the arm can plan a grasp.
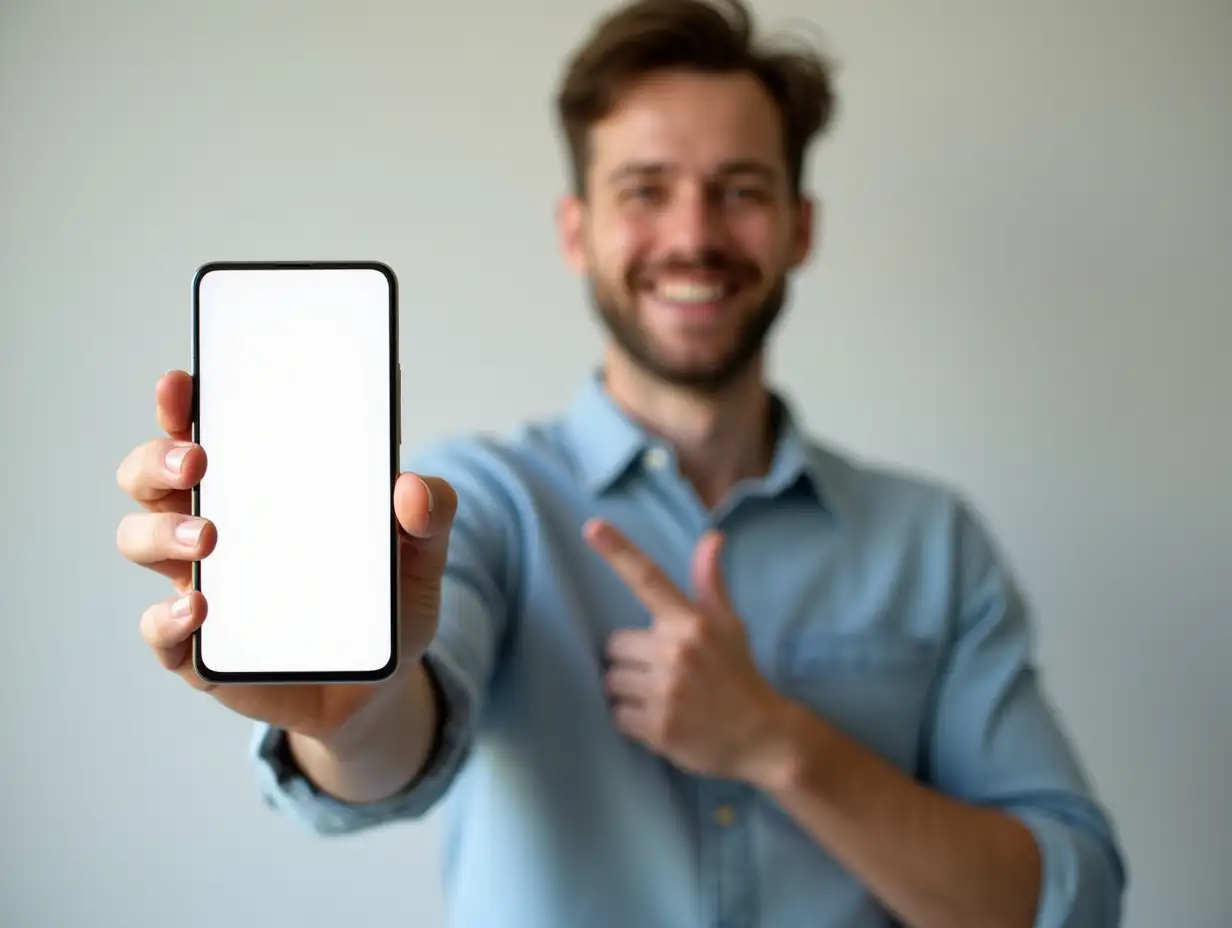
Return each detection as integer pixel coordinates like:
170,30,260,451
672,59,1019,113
190,260,400,684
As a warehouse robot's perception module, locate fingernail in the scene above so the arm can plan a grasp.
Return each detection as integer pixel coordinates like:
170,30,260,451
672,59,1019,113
419,476,435,514
165,443,191,474
170,595,192,621
175,519,204,547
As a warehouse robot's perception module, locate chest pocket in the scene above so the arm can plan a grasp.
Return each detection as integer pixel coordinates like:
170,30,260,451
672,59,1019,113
776,630,942,777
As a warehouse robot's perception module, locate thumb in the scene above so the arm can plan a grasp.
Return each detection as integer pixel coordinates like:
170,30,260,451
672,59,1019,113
394,473,458,575
691,529,731,617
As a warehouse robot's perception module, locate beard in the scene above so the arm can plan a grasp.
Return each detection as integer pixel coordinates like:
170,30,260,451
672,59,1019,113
587,250,789,394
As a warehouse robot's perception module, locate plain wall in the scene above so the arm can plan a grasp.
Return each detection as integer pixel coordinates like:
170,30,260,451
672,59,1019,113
2,1,1229,926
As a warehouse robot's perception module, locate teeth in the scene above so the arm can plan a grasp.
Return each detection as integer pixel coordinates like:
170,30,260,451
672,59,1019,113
656,279,725,304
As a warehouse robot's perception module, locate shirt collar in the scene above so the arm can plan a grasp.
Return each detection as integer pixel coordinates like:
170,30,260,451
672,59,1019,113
561,370,835,511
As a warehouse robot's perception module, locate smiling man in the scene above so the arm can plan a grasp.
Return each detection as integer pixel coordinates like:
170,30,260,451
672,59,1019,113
563,68,802,407
116,1,1127,926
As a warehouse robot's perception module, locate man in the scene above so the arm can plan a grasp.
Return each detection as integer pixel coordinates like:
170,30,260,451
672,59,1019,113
115,0,1127,925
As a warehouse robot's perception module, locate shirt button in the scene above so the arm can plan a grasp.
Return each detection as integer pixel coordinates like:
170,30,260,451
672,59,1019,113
644,446,670,471
713,804,735,827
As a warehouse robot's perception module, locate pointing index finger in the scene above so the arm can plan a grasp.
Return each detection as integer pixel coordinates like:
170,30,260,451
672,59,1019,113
583,518,691,617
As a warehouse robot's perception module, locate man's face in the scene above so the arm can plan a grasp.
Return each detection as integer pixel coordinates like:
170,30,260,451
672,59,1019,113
559,69,814,393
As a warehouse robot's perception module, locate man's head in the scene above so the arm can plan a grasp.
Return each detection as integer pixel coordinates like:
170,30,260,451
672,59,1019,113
555,0,837,393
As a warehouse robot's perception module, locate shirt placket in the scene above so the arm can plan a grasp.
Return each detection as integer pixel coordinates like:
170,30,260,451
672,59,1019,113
699,778,756,928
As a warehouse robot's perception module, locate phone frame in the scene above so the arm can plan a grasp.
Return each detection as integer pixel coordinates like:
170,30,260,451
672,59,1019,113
189,259,401,685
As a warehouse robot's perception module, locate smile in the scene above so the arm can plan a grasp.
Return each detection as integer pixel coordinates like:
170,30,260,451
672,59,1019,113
650,277,739,306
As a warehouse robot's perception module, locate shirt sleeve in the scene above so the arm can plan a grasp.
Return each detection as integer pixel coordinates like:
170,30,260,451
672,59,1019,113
248,437,523,836
926,499,1129,927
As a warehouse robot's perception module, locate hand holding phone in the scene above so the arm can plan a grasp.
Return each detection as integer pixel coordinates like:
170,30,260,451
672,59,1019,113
114,262,457,743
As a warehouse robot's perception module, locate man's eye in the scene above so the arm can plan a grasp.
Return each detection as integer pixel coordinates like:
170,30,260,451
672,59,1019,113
626,185,662,201
726,187,766,203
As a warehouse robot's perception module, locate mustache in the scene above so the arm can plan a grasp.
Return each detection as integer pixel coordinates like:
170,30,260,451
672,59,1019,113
628,249,760,285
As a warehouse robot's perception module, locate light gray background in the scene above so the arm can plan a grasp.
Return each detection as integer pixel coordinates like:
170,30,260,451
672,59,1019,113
2,2,1228,926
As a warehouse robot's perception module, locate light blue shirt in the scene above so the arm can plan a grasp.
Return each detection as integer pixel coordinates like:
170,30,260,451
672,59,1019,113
251,373,1126,927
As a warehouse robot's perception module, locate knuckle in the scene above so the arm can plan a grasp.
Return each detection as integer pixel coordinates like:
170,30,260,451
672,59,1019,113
137,604,157,645
666,638,689,668
634,561,661,591
667,620,703,661
143,594,204,671
677,646,698,675
138,438,166,480
656,709,678,742
118,438,203,502
115,512,144,556
605,629,627,653
139,600,173,648
118,512,182,562
115,448,141,495
681,612,706,640
662,673,684,704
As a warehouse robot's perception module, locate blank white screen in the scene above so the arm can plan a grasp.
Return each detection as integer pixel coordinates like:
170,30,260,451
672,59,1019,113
195,265,396,677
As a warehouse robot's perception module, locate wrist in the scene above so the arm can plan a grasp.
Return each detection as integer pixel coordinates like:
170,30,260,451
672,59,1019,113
286,659,439,804
304,658,432,762
737,692,809,793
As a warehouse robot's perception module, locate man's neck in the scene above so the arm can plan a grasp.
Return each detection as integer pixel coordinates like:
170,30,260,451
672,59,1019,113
601,354,776,509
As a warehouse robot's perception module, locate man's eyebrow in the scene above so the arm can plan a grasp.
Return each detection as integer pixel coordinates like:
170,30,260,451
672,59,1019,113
712,159,779,182
606,161,668,184
606,159,780,185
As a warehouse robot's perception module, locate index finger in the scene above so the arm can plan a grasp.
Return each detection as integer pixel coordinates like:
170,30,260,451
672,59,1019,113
116,437,204,506
156,370,194,441
583,518,691,617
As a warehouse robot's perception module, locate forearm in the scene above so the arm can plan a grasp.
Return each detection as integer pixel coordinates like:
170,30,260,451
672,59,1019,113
288,659,441,805
751,698,1041,928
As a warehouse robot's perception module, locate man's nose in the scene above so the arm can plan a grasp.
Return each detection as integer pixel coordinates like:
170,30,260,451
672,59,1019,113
660,185,724,253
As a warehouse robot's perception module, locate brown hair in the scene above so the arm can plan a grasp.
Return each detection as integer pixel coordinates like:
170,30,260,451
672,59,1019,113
555,0,838,199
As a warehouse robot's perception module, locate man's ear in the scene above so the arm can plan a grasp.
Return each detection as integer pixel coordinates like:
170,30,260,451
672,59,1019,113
788,195,817,270
556,194,589,275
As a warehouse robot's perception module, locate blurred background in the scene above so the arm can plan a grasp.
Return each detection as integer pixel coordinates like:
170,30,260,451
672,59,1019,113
1,1,1228,926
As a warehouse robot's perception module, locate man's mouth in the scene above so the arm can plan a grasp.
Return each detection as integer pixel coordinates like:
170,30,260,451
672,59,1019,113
640,270,749,311
653,278,731,305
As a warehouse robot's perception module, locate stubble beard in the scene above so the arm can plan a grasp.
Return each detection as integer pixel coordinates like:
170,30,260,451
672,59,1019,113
587,272,789,395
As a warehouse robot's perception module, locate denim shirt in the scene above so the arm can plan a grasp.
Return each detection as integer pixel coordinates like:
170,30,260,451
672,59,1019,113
250,373,1127,927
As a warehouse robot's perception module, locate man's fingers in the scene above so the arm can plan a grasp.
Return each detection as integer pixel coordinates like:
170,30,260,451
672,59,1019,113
117,511,217,569
583,518,692,616
393,473,458,541
139,591,207,670
605,652,657,742
116,437,206,508
139,592,217,692
690,529,732,617
395,473,458,592
605,665,652,705
611,702,655,744
605,627,660,667
156,370,194,441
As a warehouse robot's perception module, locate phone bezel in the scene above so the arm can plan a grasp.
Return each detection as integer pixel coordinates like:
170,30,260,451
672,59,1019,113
189,259,401,685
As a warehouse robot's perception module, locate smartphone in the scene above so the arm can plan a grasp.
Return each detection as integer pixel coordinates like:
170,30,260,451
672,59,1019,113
190,260,400,684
